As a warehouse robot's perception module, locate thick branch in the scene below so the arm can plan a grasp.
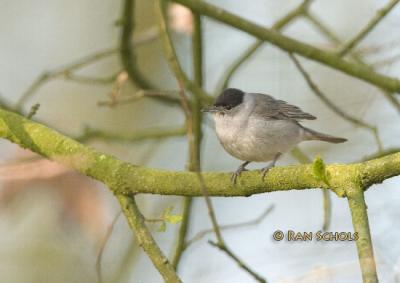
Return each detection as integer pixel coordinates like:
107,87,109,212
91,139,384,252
170,0,400,93
1,108,400,197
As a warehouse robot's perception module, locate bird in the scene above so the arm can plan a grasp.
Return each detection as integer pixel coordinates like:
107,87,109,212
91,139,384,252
202,88,347,184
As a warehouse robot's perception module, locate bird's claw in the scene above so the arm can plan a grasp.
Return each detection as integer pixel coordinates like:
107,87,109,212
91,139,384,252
260,165,273,182
231,167,248,184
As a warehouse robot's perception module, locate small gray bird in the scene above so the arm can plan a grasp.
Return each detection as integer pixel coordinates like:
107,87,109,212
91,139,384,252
202,88,347,184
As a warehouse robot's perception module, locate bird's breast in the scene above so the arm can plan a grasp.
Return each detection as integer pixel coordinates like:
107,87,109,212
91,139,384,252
214,114,303,162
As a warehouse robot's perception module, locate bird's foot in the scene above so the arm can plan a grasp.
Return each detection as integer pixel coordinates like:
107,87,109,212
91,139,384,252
231,166,248,184
260,164,275,182
260,153,281,182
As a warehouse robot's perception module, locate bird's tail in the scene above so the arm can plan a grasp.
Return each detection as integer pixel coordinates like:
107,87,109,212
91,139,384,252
303,127,347,144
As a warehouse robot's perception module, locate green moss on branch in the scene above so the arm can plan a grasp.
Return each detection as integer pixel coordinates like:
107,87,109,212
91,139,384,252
347,185,378,283
1,108,400,198
117,194,182,283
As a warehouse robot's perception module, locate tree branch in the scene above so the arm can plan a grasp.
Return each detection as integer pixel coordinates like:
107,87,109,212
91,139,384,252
76,126,186,143
1,108,399,198
117,194,182,283
216,0,312,93
208,240,267,283
156,1,212,104
291,147,331,230
14,26,158,112
120,0,155,89
304,11,400,114
170,0,400,93
288,53,383,152
346,185,378,283
14,48,118,111
172,196,192,269
185,205,274,248
337,0,400,57
171,8,203,269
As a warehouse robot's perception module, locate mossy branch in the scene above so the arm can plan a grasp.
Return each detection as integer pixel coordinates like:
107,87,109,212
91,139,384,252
347,185,378,283
1,105,398,282
117,194,182,283
1,108,399,198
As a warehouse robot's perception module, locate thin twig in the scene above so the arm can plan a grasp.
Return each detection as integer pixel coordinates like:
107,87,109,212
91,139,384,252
196,172,267,283
216,0,312,93
172,196,192,268
185,205,274,248
27,103,40,119
14,26,158,111
195,173,223,243
155,1,198,271
172,9,203,269
356,38,400,56
96,211,122,283
371,52,400,69
113,240,140,283
120,0,155,89
337,0,400,56
290,147,331,231
172,0,400,93
156,1,212,104
64,72,120,85
76,126,186,143
305,11,400,114
97,89,181,107
361,147,400,161
209,240,267,283
288,53,383,152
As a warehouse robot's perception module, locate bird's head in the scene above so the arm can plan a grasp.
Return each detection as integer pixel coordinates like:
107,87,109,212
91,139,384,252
201,88,244,115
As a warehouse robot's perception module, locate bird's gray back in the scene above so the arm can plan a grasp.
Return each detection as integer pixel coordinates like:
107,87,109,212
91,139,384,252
251,93,316,121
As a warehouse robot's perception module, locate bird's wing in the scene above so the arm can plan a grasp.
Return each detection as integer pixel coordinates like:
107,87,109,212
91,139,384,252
252,93,316,121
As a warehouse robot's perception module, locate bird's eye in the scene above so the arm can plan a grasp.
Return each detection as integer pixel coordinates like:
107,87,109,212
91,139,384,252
225,105,232,110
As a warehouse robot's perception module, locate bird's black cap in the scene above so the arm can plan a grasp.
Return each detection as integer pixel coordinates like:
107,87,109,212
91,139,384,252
214,88,244,109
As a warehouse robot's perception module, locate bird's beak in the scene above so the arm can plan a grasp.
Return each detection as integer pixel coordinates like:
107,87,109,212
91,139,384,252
201,105,221,113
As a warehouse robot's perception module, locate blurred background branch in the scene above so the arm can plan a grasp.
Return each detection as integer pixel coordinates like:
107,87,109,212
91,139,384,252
172,0,400,93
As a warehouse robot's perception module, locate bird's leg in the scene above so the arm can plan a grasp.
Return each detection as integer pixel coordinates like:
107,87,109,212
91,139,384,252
231,161,251,184
261,153,281,182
